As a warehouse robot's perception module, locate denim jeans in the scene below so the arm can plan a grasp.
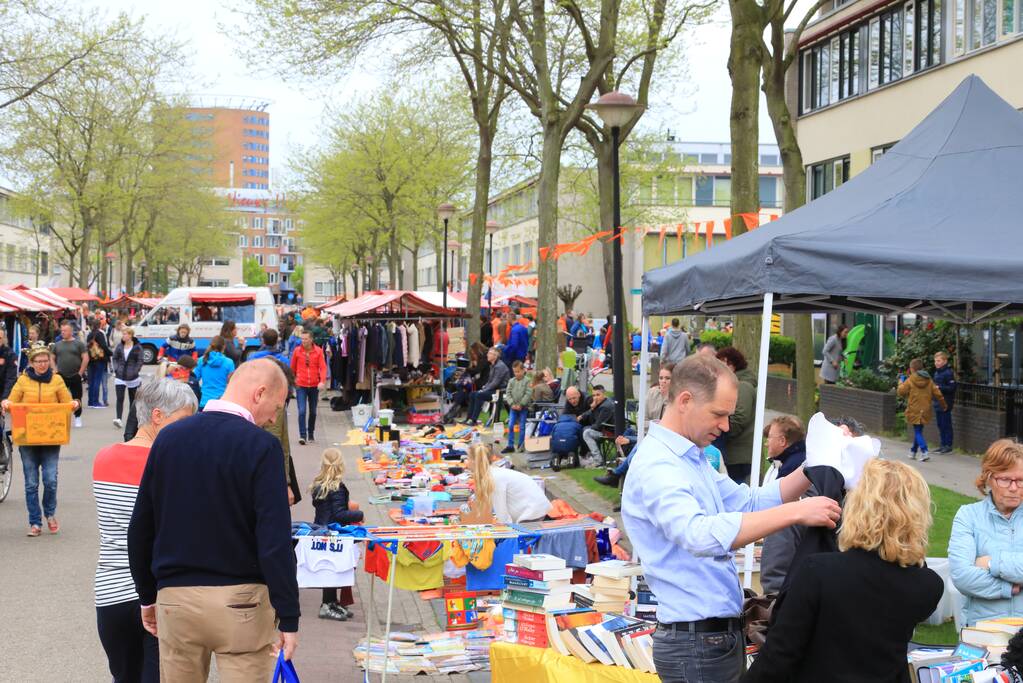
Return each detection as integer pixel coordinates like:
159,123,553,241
911,423,929,453
651,625,744,683
87,363,107,406
96,598,160,683
613,440,639,476
21,445,59,527
506,408,528,448
467,391,493,422
935,407,953,448
296,386,319,439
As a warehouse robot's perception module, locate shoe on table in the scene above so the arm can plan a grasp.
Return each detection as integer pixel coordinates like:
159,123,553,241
112,418,123,428
501,446,515,454
26,525,41,537
918,452,930,462
318,603,348,621
46,517,59,534
73,417,82,428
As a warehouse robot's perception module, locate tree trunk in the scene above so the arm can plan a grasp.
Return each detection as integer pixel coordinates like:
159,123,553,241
534,121,562,371
465,123,494,346
77,218,93,289
763,20,815,422
728,0,763,368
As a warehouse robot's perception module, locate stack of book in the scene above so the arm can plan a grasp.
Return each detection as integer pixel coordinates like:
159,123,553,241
634,577,658,618
906,643,992,682
960,616,1023,664
576,560,644,613
501,554,574,647
546,608,657,672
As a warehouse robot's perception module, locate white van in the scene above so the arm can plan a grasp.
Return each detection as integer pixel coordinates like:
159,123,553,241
134,286,278,364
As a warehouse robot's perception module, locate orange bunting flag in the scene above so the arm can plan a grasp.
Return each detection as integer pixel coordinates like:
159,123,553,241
705,220,715,248
768,214,780,223
593,230,613,240
659,226,667,248
469,273,479,285
740,213,760,231
538,247,551,261
723,218,732,240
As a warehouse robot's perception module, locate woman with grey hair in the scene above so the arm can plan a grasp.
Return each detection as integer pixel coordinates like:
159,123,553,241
92,379,197,682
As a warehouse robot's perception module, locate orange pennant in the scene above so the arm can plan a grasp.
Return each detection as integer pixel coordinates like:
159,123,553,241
469,273,479,285
723,218,732,240
659,226,667,248
768,214,780,222
705,220,715,248
676,224,684,253
538,247,551,261
740,213,760,230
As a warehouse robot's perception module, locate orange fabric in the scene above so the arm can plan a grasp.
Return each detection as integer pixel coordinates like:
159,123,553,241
364,544,391,582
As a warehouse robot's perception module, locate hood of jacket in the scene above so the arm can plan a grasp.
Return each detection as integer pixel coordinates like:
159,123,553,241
203,351,227,368
909,370,932,387
664,328,684,341
736,367,759,387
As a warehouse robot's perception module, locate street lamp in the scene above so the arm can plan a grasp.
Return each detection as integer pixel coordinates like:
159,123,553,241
437,203,457,310
586,91,645,437
485,220,500,313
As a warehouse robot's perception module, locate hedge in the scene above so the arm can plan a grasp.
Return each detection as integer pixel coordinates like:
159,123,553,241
695,330,796,366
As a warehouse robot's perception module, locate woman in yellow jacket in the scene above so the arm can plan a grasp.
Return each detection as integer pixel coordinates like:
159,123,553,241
1,343,77,536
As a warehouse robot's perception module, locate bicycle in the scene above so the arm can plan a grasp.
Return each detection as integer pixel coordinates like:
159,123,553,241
0,413,12,503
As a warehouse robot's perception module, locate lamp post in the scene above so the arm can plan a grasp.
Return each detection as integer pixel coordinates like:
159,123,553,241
437,203,456,310
586,91,645,437
485,220,500,313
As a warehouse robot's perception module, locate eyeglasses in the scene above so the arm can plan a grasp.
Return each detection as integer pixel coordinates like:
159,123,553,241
991,476,1023,489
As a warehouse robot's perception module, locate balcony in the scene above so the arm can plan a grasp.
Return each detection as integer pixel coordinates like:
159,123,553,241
279,241,298,254
280,260,296,273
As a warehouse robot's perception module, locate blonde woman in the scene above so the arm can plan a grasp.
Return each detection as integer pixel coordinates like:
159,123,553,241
309,448,363,621
464,443,549,524
742,459,943,683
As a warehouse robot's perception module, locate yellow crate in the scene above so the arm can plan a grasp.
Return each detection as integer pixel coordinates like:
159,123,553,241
9,403,74,446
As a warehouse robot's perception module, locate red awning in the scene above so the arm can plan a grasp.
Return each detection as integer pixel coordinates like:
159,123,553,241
45,287,101,302
321,290,461,317
0,288,61,312
23,288,76,310
100,295,162,309
190,293,256,304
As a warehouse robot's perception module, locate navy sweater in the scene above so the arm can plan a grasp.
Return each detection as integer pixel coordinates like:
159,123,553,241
128,411,300,631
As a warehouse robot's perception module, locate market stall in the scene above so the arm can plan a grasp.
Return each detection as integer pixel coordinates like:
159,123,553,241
640,74,1023,598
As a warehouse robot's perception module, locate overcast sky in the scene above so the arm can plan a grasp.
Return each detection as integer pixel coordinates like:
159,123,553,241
90,0,778,187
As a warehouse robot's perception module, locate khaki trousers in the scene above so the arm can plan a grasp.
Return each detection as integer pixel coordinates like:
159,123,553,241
156,583,277,683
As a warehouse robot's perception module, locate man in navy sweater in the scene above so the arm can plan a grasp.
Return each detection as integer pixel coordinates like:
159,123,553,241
128,358,298,681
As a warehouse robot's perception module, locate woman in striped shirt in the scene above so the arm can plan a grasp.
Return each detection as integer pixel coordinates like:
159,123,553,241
93,379,197,682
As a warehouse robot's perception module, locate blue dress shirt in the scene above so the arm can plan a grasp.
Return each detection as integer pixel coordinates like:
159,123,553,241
621,422,783,623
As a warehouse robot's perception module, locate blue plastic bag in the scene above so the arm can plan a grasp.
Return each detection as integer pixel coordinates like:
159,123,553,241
272,650,300,683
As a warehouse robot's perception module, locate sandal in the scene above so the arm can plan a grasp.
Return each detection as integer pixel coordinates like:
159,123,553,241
46,517,59,534
26,525,41,537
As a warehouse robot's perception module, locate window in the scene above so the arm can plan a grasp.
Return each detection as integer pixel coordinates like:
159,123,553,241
253,235,263,248
253,217,263,229
713,176,731,206
512,244,521,264
40,251,47,275
238,235,247,247
5,244,14,270
655,175,675,204
268,272,278,284
200,257,230,267
255,254,264,266
695,175,714,206
501,247,510,268
638,177,653,204
284,219,293,231
699,153,718,164
759,176,779,208
523,241,534,265
676,176,694,204
269,254,278,266
760,154,779,166
808,156,850,200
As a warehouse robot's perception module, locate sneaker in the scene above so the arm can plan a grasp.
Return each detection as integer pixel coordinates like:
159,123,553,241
73,417,82,429
908,450,917,460
501,446,515,454
918,452,930,462
594,473,620,487
46,516,59,534
26,525,41,537
939,446,953,454
112,418,123,428
331,604,352,619
318,603,348,621
298,438,306,445
308,436,315,443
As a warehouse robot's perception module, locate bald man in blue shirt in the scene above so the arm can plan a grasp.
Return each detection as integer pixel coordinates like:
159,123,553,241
622,355,841,683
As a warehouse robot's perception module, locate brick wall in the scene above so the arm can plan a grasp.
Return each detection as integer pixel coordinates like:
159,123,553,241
910,405,1004,454
819,384,897,433
765,375,798,415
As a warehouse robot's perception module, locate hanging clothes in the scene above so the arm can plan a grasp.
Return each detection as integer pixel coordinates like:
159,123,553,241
407,324,421,368
466,538,517,591
391,323,403,368
393,542,444,591
295,536,358,588
415,321,426,363
357,325,369,384
398,324,409,368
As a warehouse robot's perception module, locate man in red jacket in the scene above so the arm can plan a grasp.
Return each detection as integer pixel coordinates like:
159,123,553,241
290,329,326,444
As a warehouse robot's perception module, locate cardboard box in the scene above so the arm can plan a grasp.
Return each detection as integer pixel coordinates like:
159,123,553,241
9,403,73,446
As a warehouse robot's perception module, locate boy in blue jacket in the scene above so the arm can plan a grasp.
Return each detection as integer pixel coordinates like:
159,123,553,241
933,351,956,453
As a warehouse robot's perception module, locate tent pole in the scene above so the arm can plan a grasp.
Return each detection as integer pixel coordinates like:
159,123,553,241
743,292,774,589
638,316,650,442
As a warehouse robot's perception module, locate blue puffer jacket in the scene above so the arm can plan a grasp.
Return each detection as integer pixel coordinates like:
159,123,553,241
195,351,235,408
933,365,956,409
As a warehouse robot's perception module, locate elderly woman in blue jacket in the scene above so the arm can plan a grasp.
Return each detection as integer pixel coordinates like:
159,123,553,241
950,439,1023,625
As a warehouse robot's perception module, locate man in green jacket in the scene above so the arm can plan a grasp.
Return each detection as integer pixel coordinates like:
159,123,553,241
716,347,758,484
501,361,533,453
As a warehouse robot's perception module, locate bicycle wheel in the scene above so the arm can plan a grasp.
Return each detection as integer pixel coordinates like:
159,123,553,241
0,432,12,503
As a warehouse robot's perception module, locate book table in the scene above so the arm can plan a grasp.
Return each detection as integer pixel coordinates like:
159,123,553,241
490,641,659,683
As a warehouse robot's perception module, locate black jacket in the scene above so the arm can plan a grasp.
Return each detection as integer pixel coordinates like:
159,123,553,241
0,344,17,400
481,359,510,394
579,397,615,428
312,483,364,526
562,393,590,418
111,342,144,382
933,365,956,408
743,549,943,683
87,329,111,366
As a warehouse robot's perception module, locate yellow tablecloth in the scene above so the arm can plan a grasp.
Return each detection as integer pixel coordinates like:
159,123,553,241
490,641,659,683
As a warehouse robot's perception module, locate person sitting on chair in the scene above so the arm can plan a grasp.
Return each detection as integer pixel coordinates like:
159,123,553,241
579,385,615,468
561,386,589,418
462,347,510,427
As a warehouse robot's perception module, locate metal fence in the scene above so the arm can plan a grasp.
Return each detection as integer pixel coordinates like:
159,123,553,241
957,382,1023,439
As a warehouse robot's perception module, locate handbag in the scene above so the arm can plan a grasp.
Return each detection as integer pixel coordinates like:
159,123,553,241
271,650,300,683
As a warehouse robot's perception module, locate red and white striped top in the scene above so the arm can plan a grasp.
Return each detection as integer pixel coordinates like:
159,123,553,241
92,443,150,607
